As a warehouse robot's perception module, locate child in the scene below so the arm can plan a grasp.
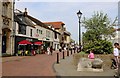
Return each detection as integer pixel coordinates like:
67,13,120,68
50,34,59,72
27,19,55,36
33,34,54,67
88,50,95,59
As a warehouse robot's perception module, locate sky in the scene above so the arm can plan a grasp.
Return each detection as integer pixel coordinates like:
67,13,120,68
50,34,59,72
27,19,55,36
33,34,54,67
15,0,118,42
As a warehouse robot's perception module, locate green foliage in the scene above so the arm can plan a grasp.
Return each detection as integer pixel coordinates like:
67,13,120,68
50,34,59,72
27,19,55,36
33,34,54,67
82,11,116,41
82,11,115,54
83,40,113,54
79,51,86,54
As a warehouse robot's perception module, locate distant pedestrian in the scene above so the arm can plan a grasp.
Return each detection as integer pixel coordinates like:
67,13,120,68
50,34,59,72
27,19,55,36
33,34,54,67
47,46,50,55
113,43,119,69
50,46,53,55
59,46,62,52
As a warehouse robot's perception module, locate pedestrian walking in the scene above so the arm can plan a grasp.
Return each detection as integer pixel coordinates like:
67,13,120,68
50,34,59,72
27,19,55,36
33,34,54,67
50,46,53,55
59,46,62,52
113,43,119,70
47,46,51,55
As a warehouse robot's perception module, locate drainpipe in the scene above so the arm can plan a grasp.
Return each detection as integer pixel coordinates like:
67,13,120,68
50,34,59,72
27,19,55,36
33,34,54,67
11,0,16,55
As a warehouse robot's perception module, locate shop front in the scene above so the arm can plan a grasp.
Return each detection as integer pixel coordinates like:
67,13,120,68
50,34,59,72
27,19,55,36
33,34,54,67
33,41,43,54
14,36,40,55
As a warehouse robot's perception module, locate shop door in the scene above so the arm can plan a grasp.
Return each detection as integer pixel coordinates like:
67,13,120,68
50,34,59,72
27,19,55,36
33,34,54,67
2,36,6,53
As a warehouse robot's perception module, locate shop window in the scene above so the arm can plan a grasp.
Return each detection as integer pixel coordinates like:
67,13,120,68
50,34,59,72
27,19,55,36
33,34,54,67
37,29,38,33
46,30,50,38
30,29,32,37
54,32,57,39
39,30,41,34
41,30,42,34
65,36,67,41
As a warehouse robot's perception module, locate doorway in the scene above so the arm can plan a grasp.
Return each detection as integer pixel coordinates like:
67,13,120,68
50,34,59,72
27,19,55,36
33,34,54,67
2,35,6,53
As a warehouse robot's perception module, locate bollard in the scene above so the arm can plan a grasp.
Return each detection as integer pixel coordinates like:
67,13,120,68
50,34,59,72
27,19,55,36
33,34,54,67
74,49,75,53
67,50,69,56
63,51,65,59
77,48,79,53
57,53,59,64
71,49,72,55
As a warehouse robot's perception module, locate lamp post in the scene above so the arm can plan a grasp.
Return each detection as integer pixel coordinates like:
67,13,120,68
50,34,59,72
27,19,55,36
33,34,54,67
77,10,82,52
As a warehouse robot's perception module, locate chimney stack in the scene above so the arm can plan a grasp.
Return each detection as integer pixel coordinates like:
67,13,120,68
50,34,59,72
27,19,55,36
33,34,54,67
24,8,27,16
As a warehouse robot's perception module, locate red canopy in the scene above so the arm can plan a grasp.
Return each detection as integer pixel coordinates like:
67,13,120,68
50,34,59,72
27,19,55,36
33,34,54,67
18,40,32,45
34,41,42,45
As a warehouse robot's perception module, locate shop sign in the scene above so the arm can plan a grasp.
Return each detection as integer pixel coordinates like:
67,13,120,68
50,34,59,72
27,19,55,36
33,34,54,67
35,34,39,37
26,38,33,42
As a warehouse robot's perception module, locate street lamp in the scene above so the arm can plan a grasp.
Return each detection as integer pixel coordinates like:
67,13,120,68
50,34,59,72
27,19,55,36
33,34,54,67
77,10,82,52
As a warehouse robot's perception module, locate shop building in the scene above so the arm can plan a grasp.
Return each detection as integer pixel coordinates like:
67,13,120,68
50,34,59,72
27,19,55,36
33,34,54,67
14,8,60,54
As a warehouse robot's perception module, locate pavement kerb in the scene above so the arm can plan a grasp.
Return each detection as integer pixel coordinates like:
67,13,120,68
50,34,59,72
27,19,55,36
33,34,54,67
52,52,74,76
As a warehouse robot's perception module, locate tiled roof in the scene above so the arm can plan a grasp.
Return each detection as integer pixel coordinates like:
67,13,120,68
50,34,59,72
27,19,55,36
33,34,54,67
27,15,61,34
15,13,35,28
14,9,61,34
14,14,27,26
27,15,46,27
44,22,65,29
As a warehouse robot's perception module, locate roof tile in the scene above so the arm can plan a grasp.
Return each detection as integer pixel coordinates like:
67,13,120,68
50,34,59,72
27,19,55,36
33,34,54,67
44,22,65,29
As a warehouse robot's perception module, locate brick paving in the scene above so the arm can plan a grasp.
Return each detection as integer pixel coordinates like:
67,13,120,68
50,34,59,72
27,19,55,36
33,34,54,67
2,50,75,77
2,51,57,76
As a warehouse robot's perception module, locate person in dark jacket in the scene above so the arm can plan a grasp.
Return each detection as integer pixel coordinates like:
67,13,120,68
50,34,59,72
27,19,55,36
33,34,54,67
50,46,53,55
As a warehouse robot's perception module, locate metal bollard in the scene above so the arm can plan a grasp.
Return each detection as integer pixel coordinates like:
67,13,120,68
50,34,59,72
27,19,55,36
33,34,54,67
57,53,59,64
71,49,72,55
67,50,69,56
74,49,75,53
77,48,79,53
63,51,65,59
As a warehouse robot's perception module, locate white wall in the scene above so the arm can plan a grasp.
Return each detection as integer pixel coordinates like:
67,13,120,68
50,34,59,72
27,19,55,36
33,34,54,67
53,32,60,50
15,23,36,38
35,25,46,40
26,26,36,38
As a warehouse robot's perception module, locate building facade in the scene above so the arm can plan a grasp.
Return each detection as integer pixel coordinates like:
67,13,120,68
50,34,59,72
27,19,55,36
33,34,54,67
44,22,71,49
0,0,13,55
64,30,71,48
13,8,60,54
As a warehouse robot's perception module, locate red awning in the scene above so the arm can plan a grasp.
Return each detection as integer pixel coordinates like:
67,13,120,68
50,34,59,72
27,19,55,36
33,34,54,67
34,41,42,45
18,40,32,45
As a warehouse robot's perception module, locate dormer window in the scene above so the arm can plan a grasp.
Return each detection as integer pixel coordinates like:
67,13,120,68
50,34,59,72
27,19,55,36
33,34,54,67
18,25,26,35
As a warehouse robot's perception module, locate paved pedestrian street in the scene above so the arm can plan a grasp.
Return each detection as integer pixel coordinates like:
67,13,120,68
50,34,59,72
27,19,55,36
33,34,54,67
2,51,60,77
1,50,117,78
